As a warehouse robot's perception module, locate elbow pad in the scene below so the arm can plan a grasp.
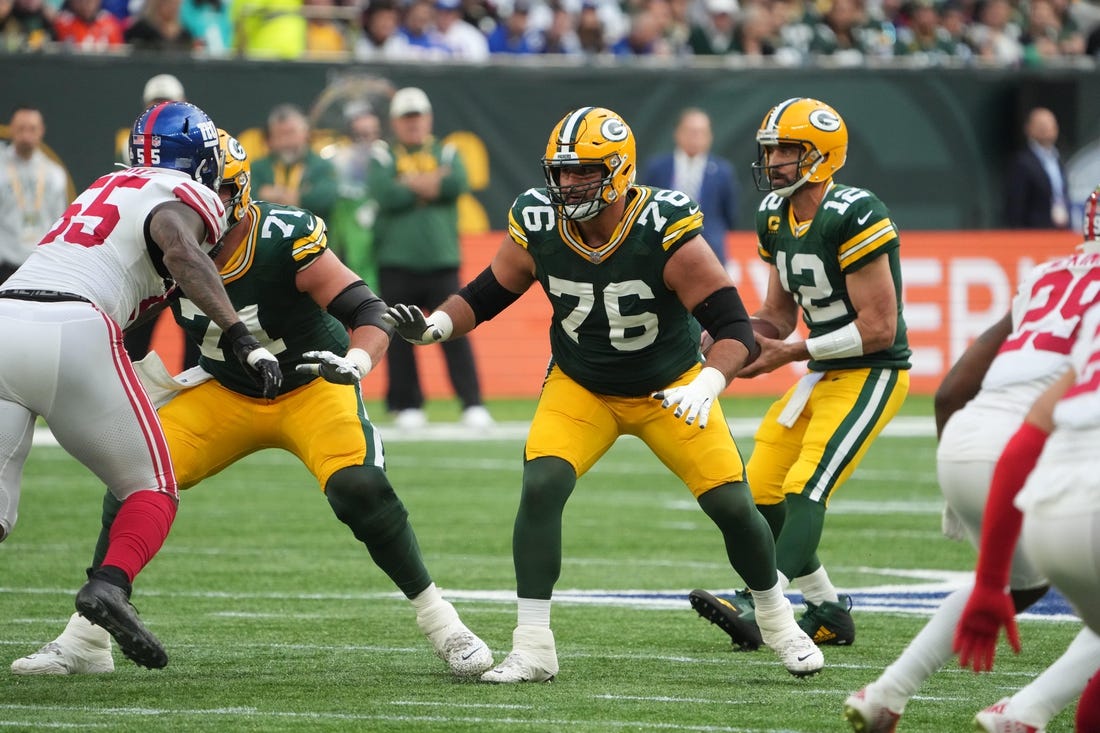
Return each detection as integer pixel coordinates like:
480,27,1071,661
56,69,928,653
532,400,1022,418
327,281,392,334
457,266,522,324
692,286,755,354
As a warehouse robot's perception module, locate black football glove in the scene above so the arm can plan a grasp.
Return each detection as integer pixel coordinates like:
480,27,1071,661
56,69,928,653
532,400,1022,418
222,322,282,399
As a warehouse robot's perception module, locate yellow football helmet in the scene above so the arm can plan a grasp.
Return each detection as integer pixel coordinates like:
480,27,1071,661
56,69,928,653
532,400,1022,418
752,97,848,197
218,128,251,229
542,107,636,221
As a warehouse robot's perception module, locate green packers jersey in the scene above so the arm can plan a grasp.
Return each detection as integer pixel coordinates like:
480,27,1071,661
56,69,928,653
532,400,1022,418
755,183,911,371
173,201,349,398
507,185,704,396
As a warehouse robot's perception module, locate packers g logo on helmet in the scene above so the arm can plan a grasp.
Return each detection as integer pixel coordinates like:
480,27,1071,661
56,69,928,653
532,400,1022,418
542,107,636,222
217,128,251,229
752,97,848,198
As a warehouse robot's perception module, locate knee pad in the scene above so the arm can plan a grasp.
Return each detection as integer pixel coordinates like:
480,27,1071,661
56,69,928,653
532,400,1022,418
325,465,409,545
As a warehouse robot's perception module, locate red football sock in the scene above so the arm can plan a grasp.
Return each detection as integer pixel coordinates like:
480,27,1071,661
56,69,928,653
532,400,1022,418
101,491,177,582
1078,671,1100,732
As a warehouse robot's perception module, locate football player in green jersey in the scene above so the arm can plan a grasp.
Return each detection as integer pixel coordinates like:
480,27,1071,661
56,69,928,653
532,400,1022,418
11,131,494,679
384,106,824,683
690,98,912,651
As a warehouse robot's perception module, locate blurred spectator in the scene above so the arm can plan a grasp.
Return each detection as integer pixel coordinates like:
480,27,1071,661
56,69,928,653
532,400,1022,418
807,0,871,63
893,0,972,61
539,1,581,54
436,0,489,59
967,0,1022,64
733,2,779,55
124,0,196,51
611,9,672,55
641,108,737,264
0,106,69,284
660,0,692,54
688,0,737,54
325,102,381,289
486,0,539,53
938,0,975,56
180,0,232,54
398,0,449,56
234,0,306,58
1020,0,1083,66
53,0,125,49
251,103,339,221
355,0,415,59
576,0,607,54
368,87,492,429
1004,106,1071,230
772,0,815,59
0,0,56,50
303,0,350,55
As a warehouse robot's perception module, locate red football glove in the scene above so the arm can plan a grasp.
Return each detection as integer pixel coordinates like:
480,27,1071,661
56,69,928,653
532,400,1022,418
954,580,1020,672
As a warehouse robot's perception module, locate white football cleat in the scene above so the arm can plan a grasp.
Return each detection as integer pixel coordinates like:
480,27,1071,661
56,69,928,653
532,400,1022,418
394,409,427,430
843,685,903,733
417,600,493,677
480,625,558,683
11,613,114,675
757,605,823,678
974,698,1045,733
461,406,494,428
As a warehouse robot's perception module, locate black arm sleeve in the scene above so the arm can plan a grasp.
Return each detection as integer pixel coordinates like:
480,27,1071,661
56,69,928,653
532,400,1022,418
457,265,522,324
692,286,755,354
326,280,393,335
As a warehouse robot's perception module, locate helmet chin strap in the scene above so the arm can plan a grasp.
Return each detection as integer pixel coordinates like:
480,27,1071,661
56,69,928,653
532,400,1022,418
769,149,821,198
772,172,812,199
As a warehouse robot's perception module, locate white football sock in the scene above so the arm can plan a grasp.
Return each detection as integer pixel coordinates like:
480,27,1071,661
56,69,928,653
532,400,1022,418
795,565,839,605
875,584,970,708
517,598,551,628
1003,626,1100,727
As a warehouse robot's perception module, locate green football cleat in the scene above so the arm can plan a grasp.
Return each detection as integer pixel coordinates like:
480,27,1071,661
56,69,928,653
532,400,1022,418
799,593,856,646
688,589,763,651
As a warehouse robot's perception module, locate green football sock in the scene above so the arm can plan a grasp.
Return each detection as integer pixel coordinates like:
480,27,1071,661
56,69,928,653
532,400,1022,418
774,493,826,581
513,456,575,600
697,482,778,590
755,501,787,540
89,490,123,573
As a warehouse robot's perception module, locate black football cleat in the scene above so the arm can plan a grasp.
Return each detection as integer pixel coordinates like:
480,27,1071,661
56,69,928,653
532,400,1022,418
76,579,167,669
689,589,764,651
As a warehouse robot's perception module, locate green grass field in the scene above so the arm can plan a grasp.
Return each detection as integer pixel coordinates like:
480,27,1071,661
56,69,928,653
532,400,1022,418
0,396,1083,732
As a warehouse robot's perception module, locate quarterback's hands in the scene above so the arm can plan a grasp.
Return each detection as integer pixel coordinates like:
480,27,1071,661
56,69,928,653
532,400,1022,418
651,366,727,428
223,322,283,399
296,349,371,385
954,581,1021,673
381,304,453,345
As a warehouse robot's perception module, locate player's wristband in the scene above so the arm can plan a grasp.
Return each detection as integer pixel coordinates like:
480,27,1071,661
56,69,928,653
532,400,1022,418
806,322,863,360
345,347,372,376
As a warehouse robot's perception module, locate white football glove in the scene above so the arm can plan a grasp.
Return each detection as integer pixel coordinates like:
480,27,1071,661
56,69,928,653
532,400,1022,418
652,366,727,428
296,349,372,385
381,304,453,345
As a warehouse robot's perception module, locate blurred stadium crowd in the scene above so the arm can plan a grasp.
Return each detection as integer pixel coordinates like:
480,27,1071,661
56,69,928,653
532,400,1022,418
2,0,1100,67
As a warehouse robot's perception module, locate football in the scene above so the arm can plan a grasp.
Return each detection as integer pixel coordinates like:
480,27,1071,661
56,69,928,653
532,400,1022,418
745,318,781,366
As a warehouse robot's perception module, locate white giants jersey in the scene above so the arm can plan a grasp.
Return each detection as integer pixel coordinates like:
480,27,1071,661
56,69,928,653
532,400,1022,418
1,167,226,329
974,250,1100,413
1054,300,1100,430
